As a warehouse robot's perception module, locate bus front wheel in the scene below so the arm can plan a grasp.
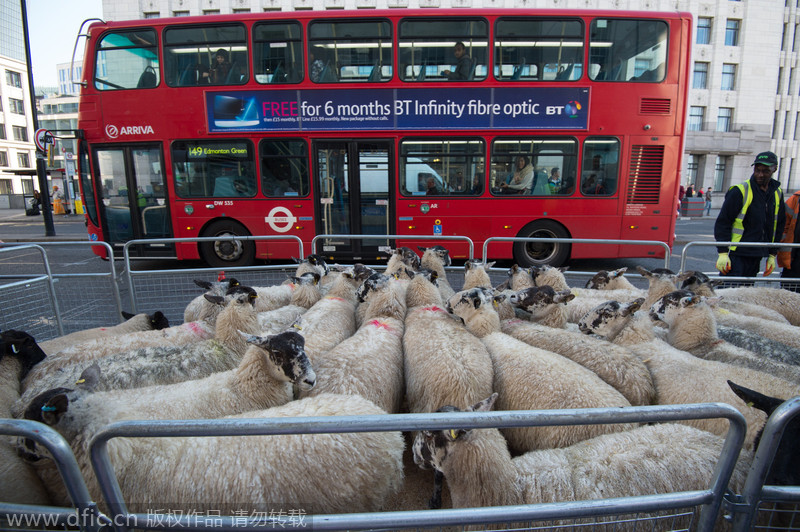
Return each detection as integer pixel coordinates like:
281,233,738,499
199,220,256,268
513,220,571,268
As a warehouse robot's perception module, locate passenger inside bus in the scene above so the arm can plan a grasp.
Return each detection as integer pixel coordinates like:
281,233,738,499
443,41,474,81
499,155,533,194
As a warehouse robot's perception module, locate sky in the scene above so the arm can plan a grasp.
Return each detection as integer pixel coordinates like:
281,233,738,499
26,0,104,88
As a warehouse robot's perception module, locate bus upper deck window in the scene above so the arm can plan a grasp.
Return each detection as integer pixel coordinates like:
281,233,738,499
494,18,583,82
95,29,159,90
308,20,393,83
254,22,303,84
164,24,248,87
589,19,668,82
399,18,487,82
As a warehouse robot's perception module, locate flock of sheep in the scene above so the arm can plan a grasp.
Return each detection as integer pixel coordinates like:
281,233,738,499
1,245,799,529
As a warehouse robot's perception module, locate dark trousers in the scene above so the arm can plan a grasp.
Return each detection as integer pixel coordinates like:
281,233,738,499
720,254,762,286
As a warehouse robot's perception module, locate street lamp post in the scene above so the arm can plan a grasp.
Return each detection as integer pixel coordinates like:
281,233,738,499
20,0,55,236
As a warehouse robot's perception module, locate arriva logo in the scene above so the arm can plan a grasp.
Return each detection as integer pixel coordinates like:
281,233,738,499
105,124,154,139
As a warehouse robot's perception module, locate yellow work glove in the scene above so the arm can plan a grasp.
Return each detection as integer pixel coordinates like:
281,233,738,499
716,252,731,274
764,255,776,276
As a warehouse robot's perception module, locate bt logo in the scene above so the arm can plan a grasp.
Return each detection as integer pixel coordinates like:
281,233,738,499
564,101,582,118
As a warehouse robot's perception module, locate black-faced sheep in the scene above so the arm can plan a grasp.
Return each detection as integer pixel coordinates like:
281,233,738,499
650,290,800,383
585,267,640,291
508,285,575,329
679,271,791,323
412,394,752,524
19,393,405,514
183,276,240,323
37,311,169,355
445,288,635,454
0,330,50,505
385,247,421,279
578,299,800,449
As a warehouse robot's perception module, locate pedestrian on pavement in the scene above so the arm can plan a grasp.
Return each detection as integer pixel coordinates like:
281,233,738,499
52,185,66,215
714,151,786,281
778,188,800,291
685,183,695,198
704,187,713,216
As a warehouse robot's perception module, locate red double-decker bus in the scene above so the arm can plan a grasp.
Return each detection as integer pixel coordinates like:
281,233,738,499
74,8,691,267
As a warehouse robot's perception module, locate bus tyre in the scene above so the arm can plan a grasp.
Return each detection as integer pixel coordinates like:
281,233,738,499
513,220,571,268
199,220,256,268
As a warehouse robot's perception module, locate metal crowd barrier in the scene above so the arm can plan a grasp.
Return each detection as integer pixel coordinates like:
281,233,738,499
482,236,672,269
0,419,106,532
0,242,121,339
310,234,475,260
87,403,744,532
680,241,800,289
123,236,304,323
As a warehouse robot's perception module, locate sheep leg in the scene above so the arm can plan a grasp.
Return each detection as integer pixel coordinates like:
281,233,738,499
428,470,444,509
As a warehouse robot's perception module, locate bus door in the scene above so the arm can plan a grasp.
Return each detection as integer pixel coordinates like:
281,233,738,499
314,141,393,259
93,144,173,257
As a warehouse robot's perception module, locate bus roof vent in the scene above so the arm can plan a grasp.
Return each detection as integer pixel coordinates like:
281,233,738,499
627,145,664,204
640,98,671,114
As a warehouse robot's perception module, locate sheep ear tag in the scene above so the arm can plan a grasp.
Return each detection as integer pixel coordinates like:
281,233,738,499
449,429,460,440
492,299,499,309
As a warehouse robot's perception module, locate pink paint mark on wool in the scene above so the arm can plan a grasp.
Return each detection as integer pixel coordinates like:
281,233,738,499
326,296,345,301
420,306,446,313
185,321,212,338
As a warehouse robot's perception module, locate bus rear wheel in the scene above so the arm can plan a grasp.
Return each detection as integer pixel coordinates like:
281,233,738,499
199,220,255,268
513,220,571,268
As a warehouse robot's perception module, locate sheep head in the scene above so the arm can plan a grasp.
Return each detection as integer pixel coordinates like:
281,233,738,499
242,331,316,391
578,298,644,339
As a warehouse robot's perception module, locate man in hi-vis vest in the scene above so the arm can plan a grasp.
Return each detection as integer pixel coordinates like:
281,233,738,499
714,151,786,281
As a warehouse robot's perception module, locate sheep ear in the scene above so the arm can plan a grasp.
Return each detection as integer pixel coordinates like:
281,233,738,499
727,380,783,415
150,311,169,330
556,291,575,304
464,261,474,271
120,311,136,321
493,293,507,306
467,393,498,413
559,266,570,273
204,294,225,306
486,261,495,269
624,298,645,315
75,363,101,391
710,279,724,288
417,246,428,252
311,272,321,284
41,394,69,426
635,266,651,277
292,257,302,264
227,278,240,287
240,331,270,346
193,279,213,290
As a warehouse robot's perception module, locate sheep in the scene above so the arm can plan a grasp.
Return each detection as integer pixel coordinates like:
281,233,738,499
680,271,791,323
578,300,800,449
566,266,682,324
650,290,800,383
301,273,406,413
385,247,421,279
584,267,640,291
292,253,329,278
37,310,169,355
530,264,571,291
507,285,575,329
727,380,799,486
0,330,51,505
294,267,360,362
412,393,752,523
257,272,322,335
500,318,655,406
462,259,495,291
715,285,800,326
716,323,800,366
418,245,455,301
16,287,261,410
183,276,240,323
403,270,494,415
504,264,535,290
19,392,405,514
19,330,314,435
445,287,635,455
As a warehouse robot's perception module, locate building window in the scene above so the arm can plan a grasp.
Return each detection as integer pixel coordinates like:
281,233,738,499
795,112,800,140
0,180,11,194
687,154,699,183
5,70,22,88
17,153,29,168
688,106,705,131
232,8,251,12
785,111,792,140
693,62,708,89
173,10,190,16
725,20,740,46
9,98,25,115
0,151,7,167
790,68,797,95
717,107,733,132
783,23,789,51
12,125,27,142
778,67,784,94
721,63,736,91
143,12,160,18
203,9,221,15
714,156,727,190
697,17,712,45
0,124,5,140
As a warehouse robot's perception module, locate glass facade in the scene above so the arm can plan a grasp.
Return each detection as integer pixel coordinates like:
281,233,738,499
0,0,25,62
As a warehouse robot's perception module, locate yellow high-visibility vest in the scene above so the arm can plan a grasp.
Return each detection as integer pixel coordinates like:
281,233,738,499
729,181,781,251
